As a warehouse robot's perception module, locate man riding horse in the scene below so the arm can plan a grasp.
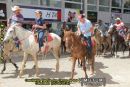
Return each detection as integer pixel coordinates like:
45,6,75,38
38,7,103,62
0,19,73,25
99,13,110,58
8,6,24,50
114,17,126,39
77,13,93,55
97,20,108,37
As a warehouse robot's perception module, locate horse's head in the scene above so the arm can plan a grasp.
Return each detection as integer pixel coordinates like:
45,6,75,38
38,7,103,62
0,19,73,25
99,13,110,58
3,24,18,42
93,24,101,36
63,30,75,52
108,24,117,35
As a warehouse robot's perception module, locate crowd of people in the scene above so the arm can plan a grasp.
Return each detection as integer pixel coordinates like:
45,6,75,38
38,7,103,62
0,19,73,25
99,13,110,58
4,5,129,55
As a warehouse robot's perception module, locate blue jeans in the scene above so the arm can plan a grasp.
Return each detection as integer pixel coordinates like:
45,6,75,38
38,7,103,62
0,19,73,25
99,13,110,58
38,30,44,49
84,36,92,53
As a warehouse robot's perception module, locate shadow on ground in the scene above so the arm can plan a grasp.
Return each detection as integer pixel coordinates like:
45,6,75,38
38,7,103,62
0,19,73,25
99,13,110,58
89,62,119,87
1,67,76,79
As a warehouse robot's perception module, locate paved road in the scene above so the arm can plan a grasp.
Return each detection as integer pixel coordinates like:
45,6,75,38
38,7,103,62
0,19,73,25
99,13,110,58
0,51,130,87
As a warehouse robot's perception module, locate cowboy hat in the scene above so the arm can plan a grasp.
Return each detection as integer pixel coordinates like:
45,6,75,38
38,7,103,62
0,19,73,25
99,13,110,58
115,17,121,21
11,6,21,11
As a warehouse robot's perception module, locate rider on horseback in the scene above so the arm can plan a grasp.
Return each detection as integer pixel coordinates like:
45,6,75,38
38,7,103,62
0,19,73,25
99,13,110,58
32,10,46,52
77,13,93,55
97,20,108,37
8,6,24,51
114,17,126,38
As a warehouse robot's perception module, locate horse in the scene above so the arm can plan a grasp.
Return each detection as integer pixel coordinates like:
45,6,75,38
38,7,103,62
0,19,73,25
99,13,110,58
63,31,96,79
108,25,127,57
126,30,130,56
93,25,111,56
0,40,18,74
3,24,61,77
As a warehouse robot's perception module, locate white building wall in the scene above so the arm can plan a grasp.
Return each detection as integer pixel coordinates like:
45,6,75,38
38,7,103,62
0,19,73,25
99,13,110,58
122,14,130,23
98,12,111,23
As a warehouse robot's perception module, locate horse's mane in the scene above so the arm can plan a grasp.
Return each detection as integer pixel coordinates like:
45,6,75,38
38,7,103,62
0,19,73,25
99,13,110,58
13,24,32,34
66,31,82,45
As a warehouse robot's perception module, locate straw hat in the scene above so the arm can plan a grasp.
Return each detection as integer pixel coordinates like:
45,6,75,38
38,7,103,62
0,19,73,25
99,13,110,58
11,6,21,11
35,10,42,14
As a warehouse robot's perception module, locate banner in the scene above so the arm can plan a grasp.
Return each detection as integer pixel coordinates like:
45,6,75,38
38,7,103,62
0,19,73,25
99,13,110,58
19,5,61,22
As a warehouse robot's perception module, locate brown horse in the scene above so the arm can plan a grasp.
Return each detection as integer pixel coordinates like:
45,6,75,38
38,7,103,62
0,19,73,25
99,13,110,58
93,26,111,55
0,40,18,74
63,31,96,79
108,25,127,57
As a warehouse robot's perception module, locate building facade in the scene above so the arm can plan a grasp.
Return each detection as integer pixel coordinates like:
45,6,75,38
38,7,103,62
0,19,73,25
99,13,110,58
0,0,130,27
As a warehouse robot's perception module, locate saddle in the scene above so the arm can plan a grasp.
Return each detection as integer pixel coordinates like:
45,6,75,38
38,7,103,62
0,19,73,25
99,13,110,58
34,33,53,43
82,37,96,47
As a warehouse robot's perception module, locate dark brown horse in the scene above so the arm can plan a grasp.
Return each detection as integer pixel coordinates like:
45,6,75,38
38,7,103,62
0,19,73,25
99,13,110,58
93,26,111,55
108,25,127,57
63,31,96,79
0,41,18,74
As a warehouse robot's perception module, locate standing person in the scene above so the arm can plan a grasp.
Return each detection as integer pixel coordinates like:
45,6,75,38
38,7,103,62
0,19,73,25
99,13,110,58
32,10,46,52
8,6,24,51
77,14,93,55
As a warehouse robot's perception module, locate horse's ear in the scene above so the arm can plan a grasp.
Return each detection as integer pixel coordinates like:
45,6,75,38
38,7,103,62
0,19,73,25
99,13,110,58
63,29,66,34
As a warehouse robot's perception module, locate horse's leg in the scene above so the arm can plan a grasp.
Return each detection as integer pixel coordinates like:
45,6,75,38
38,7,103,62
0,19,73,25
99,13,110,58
78,59,82,68
115,43,118,58
19,52,28,77
82,58,88,78
32,54,39,77
122,43,127,56
63,42,66,54
129,47,130,56
71,58,76,79
9,59,18,71
52,47,60,72
102,44,106,55
88,55,95,76
111,43,115,56
1,59,6,74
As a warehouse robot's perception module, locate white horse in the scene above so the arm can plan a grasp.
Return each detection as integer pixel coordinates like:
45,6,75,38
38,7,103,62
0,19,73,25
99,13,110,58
3,24,61,77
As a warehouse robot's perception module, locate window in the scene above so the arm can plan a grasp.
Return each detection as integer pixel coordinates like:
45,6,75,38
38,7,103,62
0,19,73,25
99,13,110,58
99,0,110,12
87,0,97,5
112,0,122,7
0,0,6,1
40,0,61,7
87,0,97,11
99,7,109,11
87,5,97,11
99,0,110,6
13,0,39,5
65,0,81,2
65,2,81,9
124,0,130,8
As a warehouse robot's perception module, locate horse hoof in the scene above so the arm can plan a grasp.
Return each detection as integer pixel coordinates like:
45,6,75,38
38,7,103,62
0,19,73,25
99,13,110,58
18,75,22,78
32,65,36,69
1,71,4,74
34,74,39,78
85,75,88,78
55,69,59,73
69,77,73,80
16,67,19,71
78,65,82,68
115,55,117,58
